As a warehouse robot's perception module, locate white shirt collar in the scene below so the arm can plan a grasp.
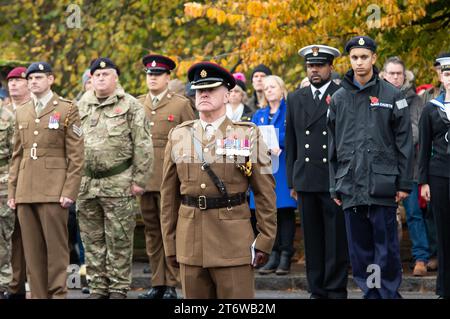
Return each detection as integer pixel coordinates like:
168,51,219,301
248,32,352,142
200,113,227,131
310,81,331,100
226,103,244,122
150,89,168,103
33,90,53,108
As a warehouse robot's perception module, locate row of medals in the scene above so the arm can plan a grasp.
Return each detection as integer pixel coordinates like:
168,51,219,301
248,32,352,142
215,138,251,157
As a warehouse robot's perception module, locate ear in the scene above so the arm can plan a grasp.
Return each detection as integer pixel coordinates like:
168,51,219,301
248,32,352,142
47,74,55,85
372,53,378,65
224,89,230,104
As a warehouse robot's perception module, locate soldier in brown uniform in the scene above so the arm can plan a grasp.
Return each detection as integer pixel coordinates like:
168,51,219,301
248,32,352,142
160,62,277,299
137,55,195,299
7,62,84,299
4,67,30,299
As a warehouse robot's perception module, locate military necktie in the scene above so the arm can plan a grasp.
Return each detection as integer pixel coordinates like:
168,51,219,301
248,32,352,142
205,124,214,141
314,90,321,106
152,96,159,106
35,100,44,115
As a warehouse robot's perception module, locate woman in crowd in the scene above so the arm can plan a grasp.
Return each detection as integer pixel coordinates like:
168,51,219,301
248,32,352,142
250,75,297,275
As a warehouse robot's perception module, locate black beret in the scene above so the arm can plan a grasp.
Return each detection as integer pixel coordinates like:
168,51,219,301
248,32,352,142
142,54,176,75
251,64,272,79
345,36,377,54
187,62,236,90
25,62,52,78
90,57,120,76
298,45,340,64
235,79,247,92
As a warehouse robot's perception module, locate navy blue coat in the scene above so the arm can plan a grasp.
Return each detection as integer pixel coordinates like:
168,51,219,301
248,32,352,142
249,98,297,209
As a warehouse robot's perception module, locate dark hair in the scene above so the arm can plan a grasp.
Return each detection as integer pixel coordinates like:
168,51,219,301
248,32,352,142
383,56,406,75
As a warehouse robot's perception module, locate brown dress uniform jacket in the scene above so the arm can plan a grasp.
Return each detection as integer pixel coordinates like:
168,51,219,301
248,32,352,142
160,117,277,268
137,91,196,191
8,94,84,203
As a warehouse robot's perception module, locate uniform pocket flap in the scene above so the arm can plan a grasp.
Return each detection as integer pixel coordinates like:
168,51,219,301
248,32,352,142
104,104,130,117
179,205,195,219
335,165,350,179
371,163,399,175
219,207,251,220
45,158,68,169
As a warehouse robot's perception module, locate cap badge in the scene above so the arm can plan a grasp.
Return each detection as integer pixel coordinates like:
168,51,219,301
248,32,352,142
21,72,26,78
358,38,365,45
100,61,106,68
151,60,156,67
38,64,44,70
312,47,319,56
200,69,207,78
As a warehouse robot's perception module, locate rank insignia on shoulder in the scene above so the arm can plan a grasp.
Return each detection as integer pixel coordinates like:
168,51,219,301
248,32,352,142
73,124,83,137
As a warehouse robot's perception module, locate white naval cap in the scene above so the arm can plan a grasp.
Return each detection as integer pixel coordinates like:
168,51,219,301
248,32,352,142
298,45,340,64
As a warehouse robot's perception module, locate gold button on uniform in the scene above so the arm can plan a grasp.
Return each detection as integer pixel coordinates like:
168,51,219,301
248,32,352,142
34,130,39,136
200,183,206,189
35,119,40,123
33,143,37,147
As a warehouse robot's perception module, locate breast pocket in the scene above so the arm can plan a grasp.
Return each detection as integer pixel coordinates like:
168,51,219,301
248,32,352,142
175,154,198,182
18,122,28,144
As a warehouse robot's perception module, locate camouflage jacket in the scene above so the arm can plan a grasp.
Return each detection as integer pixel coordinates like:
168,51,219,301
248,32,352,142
0,106,14,196
77,88,153,198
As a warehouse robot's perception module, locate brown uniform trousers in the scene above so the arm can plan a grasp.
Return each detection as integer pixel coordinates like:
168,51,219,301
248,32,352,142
8,94,84,298
160,117,277,298
137,92,195,288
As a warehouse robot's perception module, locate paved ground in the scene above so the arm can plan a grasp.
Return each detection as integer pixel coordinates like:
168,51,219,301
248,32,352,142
68,288,438,299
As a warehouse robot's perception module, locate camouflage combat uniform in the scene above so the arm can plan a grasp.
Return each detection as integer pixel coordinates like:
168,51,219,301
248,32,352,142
0,107,17,294
77,88,153,297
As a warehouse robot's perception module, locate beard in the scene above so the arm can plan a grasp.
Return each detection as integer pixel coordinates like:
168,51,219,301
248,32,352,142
309,76,331,89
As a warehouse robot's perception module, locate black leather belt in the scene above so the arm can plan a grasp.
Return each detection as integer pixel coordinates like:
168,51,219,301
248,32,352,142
181,192,247,210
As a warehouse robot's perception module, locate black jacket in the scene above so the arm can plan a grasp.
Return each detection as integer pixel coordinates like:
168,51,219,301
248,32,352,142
418,95,450,184
327,68,413,210
286,81,340,192
240,104,254,122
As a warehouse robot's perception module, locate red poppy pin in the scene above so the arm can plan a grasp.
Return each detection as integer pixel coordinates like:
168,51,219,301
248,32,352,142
369,96,379,104
326,94,331,105
168,114,175,122
114,108,122,114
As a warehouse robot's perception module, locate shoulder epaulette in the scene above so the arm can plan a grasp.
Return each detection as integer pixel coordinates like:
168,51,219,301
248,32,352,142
175,119,197,129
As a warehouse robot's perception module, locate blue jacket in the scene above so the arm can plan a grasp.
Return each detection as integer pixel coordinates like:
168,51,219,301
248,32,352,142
249,98,297,209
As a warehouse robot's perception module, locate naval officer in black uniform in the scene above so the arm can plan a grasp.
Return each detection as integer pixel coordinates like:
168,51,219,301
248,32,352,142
419,56,450,299
285,45,349,299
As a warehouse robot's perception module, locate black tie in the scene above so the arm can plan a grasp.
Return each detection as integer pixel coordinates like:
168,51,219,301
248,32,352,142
314,90,321,106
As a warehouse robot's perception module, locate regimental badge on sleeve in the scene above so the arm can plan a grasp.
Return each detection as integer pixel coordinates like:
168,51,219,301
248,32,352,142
73,124,83,137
